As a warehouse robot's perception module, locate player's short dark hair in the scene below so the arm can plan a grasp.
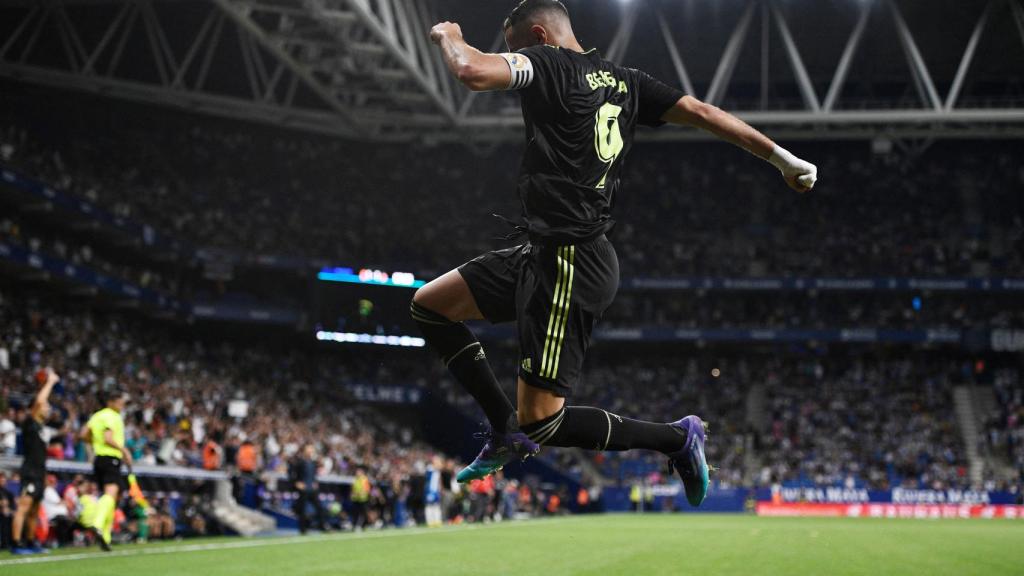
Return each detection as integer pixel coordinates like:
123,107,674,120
100,386,128,405
504,0,570,31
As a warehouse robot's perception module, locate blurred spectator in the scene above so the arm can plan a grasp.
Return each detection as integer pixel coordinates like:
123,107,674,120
289,444,328,534
41,475,73,545
0,470,13,549
146,497,176,541
350,467,371,531
176,494,208,537
202,433,223,471
0,410,15,457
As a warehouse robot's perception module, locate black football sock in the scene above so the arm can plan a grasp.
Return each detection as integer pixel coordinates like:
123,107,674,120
520,406,686,453
410,301,517,433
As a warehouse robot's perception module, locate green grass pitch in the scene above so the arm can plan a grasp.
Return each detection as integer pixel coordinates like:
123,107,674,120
2,514,1022,576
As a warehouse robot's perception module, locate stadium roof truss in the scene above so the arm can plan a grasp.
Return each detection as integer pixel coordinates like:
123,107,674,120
1,0,1023,141
0,0,458,139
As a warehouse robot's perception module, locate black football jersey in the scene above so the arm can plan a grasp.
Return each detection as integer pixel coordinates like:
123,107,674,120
20,417,47,477
511,45,684,243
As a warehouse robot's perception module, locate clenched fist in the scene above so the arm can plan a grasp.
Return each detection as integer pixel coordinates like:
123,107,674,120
430,21,463,44
769,145,817,194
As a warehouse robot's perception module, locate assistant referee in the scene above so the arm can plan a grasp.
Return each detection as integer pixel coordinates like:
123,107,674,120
80,388,131,551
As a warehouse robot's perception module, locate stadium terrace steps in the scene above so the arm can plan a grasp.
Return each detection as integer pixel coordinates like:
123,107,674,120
741,434,759,485
746,385,767,432
952,386,986,487
967,386,1019,483
211,480,277,536
743,385,767,482
568,447,608,486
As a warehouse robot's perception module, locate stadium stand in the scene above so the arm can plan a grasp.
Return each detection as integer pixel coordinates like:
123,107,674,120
0,83,1021,551
2,89,1023,280
984,368,1024,486
0,286,476,537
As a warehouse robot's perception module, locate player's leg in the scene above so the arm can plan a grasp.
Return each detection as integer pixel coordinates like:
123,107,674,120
101,485,118,545
312,492,328,531
517,379,695,453
411,252,520,435
412,268,486,323
518,376,710,507
91,477,118,550
135,507,149,542
421,248,549,483
10,493,32,551
162,515,175,539
515,240,710,506
292,490,308,534
353,501,366,530
23,501,40,549
152,515,164,539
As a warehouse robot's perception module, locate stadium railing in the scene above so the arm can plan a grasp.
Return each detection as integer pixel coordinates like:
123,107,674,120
0,456,353,486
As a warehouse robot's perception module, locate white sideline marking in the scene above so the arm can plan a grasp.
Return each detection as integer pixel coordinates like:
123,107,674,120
0,518,577,568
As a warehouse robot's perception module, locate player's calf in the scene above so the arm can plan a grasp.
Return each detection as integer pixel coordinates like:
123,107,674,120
410,300,518,434
518,406,712,507
518,406,687,453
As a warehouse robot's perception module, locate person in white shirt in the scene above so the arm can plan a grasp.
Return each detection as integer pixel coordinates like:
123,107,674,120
42,477,68,520
0,407,18,457
41,475,73,546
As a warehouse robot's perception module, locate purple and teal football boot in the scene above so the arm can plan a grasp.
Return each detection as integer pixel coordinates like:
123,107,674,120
666,415,711,507
456,431,540,483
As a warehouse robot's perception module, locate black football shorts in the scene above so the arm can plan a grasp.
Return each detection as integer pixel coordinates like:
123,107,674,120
20,475,44,503
93,455,127,491
459,235,618,397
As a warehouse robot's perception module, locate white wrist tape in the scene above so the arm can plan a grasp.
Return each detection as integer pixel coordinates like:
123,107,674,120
499,52,534,90
768,145,801,173
770,144,818,188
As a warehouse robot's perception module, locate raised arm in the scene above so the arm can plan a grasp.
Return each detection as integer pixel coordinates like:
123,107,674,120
429,22,513,92
30,367,59,420
662,95,817,193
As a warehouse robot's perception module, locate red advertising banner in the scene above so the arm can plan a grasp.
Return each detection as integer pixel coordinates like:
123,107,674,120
757,502,1024,519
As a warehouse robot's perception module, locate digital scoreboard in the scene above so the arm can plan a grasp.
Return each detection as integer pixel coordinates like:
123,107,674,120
313,265,429,347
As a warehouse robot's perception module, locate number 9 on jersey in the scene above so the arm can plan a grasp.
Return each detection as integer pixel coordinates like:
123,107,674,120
594,102,624,189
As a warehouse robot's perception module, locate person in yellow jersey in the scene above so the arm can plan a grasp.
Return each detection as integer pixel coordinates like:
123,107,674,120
79,388,131,551
350,466,371,531
76,481,99,533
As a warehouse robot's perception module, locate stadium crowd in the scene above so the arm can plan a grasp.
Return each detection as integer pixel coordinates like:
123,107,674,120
421,343,1019,494
757,357,975,491
4,201,1023,336
0,85,1021,551
0,285,596,550
4,199,1019,338
3,92,1023,281
0,287,430,478
0,216,176,295
984,367,1024,484
576,354,749,489
603,291,1024,331
0,286,470,548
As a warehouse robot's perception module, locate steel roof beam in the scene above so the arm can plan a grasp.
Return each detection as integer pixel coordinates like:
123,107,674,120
705,1,756,106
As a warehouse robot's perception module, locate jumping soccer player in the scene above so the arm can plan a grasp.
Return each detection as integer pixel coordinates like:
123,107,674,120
10,367,59,554
80,388,131,551
414,0,817,506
